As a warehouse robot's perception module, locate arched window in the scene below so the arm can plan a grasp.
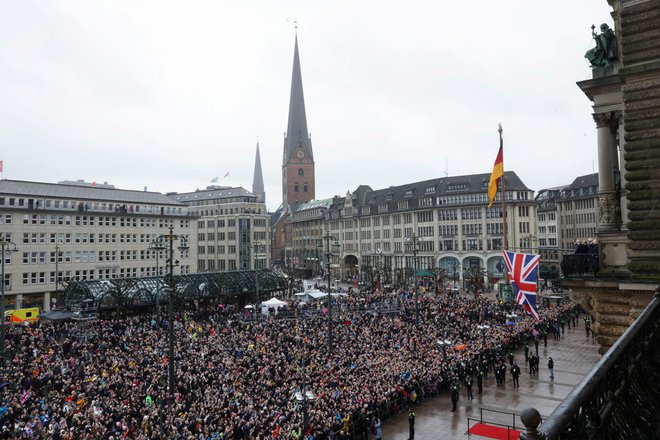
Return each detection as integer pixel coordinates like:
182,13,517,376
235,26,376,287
294,184,299,193
298,168,304,176
303,183,308,192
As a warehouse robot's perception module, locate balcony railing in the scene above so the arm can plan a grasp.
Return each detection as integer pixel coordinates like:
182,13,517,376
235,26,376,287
560,254,599,278
519,288,660,439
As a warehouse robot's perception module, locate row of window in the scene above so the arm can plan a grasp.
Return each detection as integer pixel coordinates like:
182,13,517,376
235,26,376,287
0,196,184,216
348,237,507,254
16,265,193,287
19,213,187,229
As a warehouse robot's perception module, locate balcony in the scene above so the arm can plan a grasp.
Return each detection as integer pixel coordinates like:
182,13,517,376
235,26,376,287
519,289,660,439
560,254,599,278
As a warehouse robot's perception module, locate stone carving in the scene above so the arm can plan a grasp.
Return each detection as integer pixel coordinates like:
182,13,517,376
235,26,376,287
585,24,618,68
599,192,618,225
592,112,613,128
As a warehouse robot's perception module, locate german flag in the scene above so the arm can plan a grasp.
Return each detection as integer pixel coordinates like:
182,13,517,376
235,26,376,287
488,145,503,208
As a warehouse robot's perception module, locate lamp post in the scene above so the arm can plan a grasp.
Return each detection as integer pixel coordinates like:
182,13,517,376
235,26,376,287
148,240,166,312
477,324,490,345
54,243,62,292
254,241,262,305
294,341,315,435
0,237,18,362
150,227,188,408
437,339,452,360
404,234,422,326
318,232,340,353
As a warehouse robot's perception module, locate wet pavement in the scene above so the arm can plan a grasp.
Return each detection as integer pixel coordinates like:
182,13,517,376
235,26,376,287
381,316,600,439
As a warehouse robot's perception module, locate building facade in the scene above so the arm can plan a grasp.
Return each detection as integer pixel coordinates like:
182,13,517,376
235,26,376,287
556,174,599,254
570,0,660,353
535,187,563,281
0,179,196,311
324,172,538,289
287,198,333,275
169,186,270,272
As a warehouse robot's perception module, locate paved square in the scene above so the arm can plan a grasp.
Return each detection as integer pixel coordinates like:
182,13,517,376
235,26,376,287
382,318,600,439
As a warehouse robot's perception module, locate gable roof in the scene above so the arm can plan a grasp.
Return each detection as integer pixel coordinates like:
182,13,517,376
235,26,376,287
0,179,183,206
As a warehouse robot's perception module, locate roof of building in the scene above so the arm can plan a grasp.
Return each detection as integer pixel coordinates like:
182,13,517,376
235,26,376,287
0,179,184,205
351,171,530,206
169,186,256,204
566,173,599,190
291,198,334,213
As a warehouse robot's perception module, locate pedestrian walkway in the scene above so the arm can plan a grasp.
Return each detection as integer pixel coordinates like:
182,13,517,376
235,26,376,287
382,317,600,439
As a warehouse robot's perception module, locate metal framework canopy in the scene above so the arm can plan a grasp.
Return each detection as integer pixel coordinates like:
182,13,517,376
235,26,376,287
63,270,288,311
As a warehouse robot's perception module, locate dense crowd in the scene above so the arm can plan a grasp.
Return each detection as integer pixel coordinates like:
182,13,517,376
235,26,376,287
0,292,579,439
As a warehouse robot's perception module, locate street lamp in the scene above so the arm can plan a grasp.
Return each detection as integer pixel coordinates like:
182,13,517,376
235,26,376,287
294,340,316,435
294,389,315,435
54,243,62,292
148,240,167,312
0,237,18,361
254,241,263,305
437,339,452,360
477,324,491,345
404,234,422,326
150,227,189,408
318,232,340,353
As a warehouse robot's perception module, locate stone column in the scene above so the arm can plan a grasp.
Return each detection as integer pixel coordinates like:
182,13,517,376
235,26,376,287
43,291,51,312
616,111,629,228
593,112,618,231
15,294,22,309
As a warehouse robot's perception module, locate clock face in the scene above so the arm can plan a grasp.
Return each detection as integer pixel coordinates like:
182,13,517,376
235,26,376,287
296,149,305,159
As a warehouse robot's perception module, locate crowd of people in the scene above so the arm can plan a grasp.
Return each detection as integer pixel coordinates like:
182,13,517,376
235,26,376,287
0,291,581,439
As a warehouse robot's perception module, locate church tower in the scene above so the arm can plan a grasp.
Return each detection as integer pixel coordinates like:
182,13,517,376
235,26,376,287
282,34,315,206
252,142,265,204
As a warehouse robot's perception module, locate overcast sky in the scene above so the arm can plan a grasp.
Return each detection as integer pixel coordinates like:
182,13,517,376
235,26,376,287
1,0,613,211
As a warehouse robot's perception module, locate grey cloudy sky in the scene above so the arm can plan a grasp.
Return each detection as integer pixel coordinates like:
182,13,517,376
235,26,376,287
1,0,612,211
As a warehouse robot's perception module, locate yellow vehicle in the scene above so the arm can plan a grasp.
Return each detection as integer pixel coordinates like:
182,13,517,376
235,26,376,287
5,307,40,324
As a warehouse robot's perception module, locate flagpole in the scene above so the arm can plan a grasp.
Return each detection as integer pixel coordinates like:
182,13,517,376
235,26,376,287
499,124,510,288
499,124,508,252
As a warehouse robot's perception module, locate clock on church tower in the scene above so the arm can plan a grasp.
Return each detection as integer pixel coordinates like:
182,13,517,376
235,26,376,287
296,149,305,159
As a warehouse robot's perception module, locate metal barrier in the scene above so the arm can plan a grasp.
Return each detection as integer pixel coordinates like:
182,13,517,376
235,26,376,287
519,289,660,439
466,407,529,438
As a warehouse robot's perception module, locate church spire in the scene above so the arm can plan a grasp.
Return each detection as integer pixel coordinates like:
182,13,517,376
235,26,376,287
282,32,315,206
283,34,313,164
252,141,265,204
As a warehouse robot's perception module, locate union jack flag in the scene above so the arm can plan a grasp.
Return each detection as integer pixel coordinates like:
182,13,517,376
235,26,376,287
502,250,540,320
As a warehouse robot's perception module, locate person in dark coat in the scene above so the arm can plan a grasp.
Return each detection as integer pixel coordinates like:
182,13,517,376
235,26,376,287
476,369,484,394
450,383,460,412
511,363,521,388
408,410,416,439
548,357,555,380
465,376,473,401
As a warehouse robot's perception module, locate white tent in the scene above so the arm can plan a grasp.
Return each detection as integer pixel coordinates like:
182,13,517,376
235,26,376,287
260,297,288,315
294,290,347,303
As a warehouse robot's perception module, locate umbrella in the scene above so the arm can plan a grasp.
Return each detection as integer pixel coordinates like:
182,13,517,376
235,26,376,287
454,344,467,351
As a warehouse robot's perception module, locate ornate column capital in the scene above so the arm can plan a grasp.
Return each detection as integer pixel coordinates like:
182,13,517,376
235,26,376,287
593,112,613,128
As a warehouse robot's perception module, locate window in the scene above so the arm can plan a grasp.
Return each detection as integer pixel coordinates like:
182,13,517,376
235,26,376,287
298,168,304,176
416,211,433,223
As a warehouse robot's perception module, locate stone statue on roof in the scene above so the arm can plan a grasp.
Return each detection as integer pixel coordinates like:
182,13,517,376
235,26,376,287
585,23,618,68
